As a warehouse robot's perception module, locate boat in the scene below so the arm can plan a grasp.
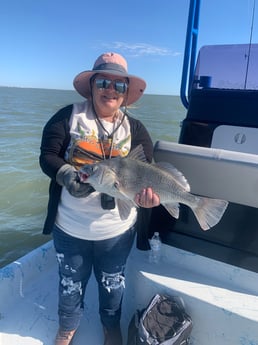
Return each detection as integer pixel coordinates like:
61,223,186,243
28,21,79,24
1,0,258,344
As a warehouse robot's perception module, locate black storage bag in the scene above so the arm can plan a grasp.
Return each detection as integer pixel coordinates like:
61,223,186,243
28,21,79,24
127,294,193,345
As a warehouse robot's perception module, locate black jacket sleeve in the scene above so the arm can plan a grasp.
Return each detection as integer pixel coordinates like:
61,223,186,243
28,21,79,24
39,105,72,235
127,115,153,163
39,104,72,179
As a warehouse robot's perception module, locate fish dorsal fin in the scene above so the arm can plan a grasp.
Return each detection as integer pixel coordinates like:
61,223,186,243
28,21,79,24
127,145,148,162
155,161,190,192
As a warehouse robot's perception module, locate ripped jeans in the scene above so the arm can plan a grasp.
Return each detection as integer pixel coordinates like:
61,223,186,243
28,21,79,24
52,224,136,331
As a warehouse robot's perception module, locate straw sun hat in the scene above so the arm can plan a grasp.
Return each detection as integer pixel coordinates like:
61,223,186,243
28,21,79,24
73,52,146,106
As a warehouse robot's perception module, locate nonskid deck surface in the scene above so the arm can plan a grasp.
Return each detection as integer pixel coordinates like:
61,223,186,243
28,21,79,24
1,241,258,345
0,242,104,345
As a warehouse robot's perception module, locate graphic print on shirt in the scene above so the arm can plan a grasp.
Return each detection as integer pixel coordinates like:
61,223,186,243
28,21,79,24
66,102,131,169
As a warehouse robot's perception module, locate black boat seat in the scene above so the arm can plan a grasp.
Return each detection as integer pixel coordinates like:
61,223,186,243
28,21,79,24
179,88,258,147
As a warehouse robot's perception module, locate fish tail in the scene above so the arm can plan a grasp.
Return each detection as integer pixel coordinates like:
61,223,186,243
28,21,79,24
192,197,228,231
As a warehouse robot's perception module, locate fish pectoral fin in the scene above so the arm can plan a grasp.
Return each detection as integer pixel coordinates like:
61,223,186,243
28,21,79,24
117,199,135,220
114,184,138,207
162,202,180,219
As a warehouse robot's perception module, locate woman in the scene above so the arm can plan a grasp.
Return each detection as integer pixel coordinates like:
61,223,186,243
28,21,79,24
39,52,160,345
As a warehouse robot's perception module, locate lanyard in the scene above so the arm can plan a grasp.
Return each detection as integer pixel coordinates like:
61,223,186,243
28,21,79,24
92,104,126,160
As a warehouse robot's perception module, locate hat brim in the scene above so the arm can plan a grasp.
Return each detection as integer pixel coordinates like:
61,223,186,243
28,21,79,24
73,69,146,106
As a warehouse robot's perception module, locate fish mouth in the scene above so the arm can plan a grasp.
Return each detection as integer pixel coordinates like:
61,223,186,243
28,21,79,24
78,171,89,183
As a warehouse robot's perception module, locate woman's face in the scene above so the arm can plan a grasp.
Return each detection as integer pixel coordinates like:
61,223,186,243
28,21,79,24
92,73,128,119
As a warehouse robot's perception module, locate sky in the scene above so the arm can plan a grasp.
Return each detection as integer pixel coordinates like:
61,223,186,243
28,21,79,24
1,0,258,95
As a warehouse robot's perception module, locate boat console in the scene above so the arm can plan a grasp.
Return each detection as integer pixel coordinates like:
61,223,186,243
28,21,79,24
152,44,258,273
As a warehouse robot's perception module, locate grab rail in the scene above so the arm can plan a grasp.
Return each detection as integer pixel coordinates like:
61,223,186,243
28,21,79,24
180,0,201,109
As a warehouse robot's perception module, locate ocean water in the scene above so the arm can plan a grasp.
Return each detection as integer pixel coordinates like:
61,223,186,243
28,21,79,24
0,86,186,267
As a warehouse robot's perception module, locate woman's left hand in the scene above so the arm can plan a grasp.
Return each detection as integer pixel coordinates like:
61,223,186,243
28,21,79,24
134,187,160,208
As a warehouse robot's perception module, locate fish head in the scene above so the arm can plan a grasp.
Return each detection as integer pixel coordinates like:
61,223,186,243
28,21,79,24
78,162,120,195
78,163,99,183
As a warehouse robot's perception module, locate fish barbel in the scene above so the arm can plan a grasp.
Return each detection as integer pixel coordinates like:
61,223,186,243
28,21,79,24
78,145,228,230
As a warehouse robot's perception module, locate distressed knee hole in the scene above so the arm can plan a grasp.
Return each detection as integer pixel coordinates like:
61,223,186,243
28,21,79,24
60,276,82,296
101,271,125,293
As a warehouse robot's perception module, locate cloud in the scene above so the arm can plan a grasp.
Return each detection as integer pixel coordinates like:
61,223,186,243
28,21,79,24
100,41,181,57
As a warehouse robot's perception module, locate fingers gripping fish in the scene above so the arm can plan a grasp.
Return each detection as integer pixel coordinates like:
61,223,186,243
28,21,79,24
78,145,228,230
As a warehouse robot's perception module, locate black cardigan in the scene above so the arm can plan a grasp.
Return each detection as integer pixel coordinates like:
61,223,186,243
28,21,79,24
39,104,154,250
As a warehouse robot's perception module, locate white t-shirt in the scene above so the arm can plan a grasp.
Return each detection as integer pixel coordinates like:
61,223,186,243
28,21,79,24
55,101,137,240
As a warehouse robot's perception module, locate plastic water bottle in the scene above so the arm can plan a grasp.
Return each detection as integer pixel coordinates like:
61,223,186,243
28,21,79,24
149,232,162,263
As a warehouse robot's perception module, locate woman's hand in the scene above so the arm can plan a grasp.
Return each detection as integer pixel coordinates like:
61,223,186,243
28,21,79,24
134,187,160,208
56,164,95,197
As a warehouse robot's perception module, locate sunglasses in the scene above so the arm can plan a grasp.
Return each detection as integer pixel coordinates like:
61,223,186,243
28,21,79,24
95,78,128,94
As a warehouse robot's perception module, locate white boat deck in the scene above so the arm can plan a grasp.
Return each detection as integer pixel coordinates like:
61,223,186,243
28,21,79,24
0,241,102,345
1,240,258,345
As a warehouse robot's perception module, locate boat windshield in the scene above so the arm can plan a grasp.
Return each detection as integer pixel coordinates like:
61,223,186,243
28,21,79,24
192,44,258,90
